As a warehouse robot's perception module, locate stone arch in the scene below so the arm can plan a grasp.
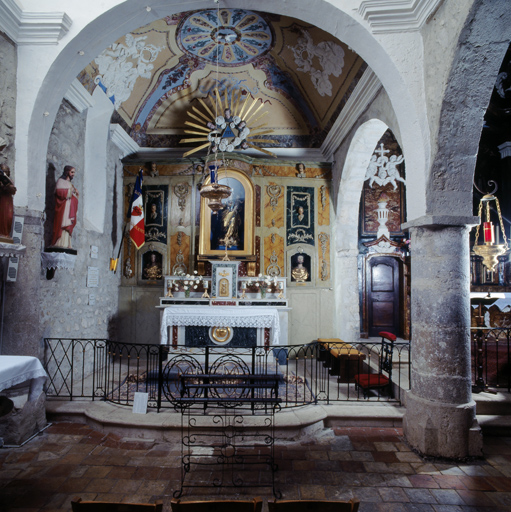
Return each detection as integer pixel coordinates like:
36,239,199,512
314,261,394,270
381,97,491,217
22,0,428,219
334,118,388,343
426,2,511,218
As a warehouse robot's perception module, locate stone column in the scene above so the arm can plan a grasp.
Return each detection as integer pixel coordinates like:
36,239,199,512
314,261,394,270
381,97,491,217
402,215,483,459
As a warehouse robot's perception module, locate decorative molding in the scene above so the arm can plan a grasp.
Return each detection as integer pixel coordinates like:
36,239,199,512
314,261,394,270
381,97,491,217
0,0,72,45
109,124,140,157
498,142,511,159
358,0,444,34
64,79,95,113
321,68,382,160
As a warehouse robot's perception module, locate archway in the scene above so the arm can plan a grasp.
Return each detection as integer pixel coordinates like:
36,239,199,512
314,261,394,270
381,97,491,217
19,0,428,221
334,119,388,342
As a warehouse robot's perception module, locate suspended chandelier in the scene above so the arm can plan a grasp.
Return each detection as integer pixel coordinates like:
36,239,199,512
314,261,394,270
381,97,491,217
472,181,509,272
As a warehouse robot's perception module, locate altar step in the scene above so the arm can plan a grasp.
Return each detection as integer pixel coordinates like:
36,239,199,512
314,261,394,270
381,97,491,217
45,400,405,442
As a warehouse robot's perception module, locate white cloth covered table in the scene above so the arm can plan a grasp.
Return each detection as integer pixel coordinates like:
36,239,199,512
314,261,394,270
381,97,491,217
160,305,281,346
0,356,48,401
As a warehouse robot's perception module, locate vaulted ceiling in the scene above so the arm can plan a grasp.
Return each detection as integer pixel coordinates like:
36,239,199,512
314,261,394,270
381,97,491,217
77,8,367,152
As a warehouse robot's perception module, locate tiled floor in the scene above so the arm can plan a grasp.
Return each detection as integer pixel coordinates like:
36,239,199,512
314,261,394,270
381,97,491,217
1,423,511,511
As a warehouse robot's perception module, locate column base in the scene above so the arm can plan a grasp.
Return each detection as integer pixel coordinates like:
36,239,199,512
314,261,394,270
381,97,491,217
403,391,483,459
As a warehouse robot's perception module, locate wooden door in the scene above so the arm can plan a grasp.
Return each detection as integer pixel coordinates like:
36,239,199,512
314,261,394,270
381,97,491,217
367,256,400,337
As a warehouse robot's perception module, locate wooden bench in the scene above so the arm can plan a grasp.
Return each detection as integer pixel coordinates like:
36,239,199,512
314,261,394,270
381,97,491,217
316,339,366,382
178,373,282,411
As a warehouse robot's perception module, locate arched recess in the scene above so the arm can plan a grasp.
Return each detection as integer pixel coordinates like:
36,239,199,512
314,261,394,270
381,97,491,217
21,0,428,220
83,87,114,233
334,119,388,343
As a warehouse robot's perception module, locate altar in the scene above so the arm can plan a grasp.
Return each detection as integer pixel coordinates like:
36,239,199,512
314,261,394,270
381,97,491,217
160,305,282,347
158,261,290,347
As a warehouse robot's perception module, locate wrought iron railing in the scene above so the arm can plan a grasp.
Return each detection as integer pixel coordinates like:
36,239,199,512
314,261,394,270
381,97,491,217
471,327,511,393
44,339,411,411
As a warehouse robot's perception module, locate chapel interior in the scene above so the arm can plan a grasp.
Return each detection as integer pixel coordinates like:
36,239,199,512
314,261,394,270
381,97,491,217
1,1,511,510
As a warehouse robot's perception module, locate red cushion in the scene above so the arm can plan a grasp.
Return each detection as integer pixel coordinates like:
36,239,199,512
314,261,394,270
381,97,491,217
379,331,396,342
354,373,389,388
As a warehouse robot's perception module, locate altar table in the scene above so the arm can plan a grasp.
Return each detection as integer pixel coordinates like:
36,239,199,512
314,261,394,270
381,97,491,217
0,356,47,401
160,305,281,346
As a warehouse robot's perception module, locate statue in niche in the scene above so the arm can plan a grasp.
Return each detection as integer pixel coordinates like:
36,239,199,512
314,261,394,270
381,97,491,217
291,254,310,283
0,163,16,243
143,251,162,280
50,165,79,250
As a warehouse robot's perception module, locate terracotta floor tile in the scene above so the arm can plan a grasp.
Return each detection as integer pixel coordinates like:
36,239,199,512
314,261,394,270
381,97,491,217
456,489,499,507
373,451,399,463
408,474,440,489
378,486,410,502
457,475,497,491
432,475,466,490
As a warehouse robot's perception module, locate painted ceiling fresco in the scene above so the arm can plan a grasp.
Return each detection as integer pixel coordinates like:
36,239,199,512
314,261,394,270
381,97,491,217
78,8,366,150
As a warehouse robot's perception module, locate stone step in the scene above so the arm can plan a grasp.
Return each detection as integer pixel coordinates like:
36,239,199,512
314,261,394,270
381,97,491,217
474,390,511,415
477,414,511,436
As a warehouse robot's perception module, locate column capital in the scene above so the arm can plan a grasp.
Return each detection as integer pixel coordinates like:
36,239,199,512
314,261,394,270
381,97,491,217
402,215,479,230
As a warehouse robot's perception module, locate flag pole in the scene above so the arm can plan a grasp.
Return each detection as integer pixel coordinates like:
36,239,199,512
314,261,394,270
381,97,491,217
110,168,144,272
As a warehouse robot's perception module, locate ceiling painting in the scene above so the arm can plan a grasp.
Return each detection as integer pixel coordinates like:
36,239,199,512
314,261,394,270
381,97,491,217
77,9,368,151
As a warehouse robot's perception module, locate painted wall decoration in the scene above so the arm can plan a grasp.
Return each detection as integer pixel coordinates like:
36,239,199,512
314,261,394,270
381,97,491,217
288,29,345,97
178,10,273,65
144,185,168,244
94,34,163,109
287,186,315,246
361,131,406,236
78,10,364,150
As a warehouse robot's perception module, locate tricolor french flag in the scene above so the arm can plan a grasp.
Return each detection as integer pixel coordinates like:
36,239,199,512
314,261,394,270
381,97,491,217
129,169,145,249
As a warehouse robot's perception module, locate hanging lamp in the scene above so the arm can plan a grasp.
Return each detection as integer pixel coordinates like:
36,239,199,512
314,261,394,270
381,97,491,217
472,181,509,271
179,2,276,212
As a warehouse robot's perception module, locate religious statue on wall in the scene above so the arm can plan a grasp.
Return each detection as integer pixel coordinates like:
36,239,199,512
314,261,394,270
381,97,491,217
50,165,79,251
0,163,16,243
291,253,310,283
143,251,162,280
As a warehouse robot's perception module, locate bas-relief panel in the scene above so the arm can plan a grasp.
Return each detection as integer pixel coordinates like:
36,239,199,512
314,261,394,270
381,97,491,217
318,232,330,282
362,181,404,235
318,185,330,226
264,234,284,277
264,182,284,228
170,233,190,275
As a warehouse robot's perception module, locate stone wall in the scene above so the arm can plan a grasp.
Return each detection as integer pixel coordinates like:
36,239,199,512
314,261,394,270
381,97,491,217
0,32,16,167
2,100,122,357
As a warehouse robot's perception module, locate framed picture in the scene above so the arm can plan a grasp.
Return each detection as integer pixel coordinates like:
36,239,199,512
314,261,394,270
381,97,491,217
199,169,255,259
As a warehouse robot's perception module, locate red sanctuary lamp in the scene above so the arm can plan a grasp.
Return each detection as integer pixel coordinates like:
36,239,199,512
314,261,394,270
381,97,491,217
472,191,509,272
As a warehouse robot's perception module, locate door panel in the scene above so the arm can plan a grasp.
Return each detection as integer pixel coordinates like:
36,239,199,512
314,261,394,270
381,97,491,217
367,257,400,337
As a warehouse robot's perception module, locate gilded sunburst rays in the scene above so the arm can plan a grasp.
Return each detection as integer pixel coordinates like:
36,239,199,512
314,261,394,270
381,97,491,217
180,88,276,158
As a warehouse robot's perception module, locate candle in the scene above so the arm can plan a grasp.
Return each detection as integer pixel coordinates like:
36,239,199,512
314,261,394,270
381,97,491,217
209,164,217,184
484,221,494,244
242,282,246,289
205,280,209,289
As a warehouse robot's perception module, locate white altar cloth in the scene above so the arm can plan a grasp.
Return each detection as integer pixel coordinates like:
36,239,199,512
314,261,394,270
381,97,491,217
160,305,281,346
0,356,48,401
